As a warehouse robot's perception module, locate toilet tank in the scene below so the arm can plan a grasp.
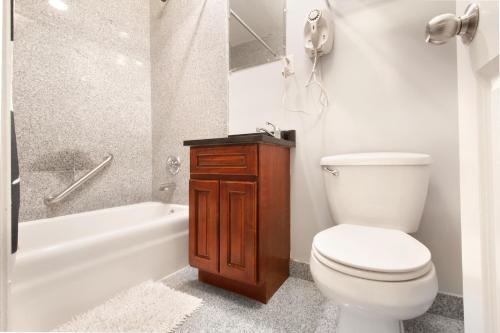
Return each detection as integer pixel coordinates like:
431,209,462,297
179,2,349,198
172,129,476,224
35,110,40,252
320,153,431,233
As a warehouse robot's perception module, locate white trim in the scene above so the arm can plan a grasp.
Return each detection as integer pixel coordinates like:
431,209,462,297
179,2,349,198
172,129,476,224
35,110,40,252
457,56,498,333
487,65,500,333
456,2,499,332
0,0,12,330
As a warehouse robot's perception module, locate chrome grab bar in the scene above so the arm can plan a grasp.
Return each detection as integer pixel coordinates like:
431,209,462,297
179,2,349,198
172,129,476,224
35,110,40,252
44,154,113,206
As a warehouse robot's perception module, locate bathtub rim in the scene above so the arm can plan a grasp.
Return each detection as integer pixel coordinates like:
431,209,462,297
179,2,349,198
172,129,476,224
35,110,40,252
17,201,188,252
20,201,188,226
12,201,189,293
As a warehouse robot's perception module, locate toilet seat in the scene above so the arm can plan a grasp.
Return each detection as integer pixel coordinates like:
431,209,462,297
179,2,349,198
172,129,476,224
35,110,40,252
312,247,432,281
312,224,432,282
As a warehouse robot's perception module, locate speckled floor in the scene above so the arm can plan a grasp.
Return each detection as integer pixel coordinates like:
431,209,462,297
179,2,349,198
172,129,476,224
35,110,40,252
162,267,464,333
404,313,464,333
162,268,338,332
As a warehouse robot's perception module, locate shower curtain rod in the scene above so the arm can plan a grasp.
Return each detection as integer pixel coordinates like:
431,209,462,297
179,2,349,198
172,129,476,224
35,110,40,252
230,9,279,58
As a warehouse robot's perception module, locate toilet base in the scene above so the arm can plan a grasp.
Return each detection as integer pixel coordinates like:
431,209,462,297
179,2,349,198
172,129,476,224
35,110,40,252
337,306,403,333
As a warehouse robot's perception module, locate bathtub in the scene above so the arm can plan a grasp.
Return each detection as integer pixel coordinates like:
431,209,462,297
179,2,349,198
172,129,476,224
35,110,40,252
10,202,189,331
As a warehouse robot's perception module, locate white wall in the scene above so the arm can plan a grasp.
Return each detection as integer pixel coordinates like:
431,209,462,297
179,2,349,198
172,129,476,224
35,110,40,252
229,0,462,295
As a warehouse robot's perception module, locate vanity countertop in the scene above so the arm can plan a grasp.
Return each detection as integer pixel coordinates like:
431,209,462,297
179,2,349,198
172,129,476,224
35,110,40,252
183,130,296,148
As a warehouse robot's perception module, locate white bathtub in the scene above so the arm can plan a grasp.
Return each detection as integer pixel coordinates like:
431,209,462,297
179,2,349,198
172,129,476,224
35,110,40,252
10,202,189,331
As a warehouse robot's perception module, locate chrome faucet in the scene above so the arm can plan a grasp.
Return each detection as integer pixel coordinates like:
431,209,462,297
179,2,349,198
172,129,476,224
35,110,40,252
256,121,281,139
159,182,176,192
158,182,176,204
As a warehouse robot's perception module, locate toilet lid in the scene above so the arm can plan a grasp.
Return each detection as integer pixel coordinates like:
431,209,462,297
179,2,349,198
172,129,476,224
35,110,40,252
311,247,433,281
313,224,431,273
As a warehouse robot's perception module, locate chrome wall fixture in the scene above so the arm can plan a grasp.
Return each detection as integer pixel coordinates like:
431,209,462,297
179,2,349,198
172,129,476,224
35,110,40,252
44,154,113,205
159,182,176,192
166,155,181,175
425,3,479,45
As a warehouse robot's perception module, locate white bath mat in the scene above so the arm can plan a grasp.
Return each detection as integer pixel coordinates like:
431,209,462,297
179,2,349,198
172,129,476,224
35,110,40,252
54,280,202,332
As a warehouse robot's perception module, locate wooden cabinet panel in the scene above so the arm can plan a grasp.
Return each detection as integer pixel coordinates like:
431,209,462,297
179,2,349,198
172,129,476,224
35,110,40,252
189,180,219,274
187,143,290,303
219,181,257,285
190,145,258,175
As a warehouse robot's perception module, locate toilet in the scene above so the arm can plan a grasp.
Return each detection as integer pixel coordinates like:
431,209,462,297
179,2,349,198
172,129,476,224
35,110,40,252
311,153,438,333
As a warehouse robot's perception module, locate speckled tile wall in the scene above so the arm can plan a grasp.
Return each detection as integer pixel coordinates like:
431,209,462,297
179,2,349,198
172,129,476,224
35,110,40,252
150,0,229,205
14,0,153,221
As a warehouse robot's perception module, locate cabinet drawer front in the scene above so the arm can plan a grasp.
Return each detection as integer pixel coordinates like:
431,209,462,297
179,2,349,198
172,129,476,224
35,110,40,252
219,181,257,285
189,180,219,274
190,145,258,175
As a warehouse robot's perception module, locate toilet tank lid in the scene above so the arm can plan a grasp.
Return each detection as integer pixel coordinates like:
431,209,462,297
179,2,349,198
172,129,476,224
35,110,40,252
320,152,432,166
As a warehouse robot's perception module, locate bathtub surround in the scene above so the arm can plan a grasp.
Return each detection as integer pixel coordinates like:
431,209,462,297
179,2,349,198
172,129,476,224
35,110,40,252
14,0,229,220
14,0,153,221
229,0,462,295
150,0,229,206
54,280,202,333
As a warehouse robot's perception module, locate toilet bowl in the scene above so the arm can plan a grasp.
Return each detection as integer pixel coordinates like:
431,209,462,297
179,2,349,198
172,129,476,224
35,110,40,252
312,153,438,333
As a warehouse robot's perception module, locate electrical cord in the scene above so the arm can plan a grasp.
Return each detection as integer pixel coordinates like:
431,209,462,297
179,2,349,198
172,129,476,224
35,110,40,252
282,50,329,115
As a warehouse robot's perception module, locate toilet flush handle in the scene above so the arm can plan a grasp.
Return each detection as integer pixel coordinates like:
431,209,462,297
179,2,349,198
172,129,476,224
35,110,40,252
322,166,339,176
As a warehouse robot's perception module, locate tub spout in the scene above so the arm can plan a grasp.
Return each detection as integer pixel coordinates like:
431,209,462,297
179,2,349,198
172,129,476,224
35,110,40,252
159,182,176,192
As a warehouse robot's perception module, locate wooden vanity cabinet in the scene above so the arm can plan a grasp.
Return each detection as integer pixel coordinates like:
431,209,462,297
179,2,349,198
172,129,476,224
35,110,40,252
188,143,290,303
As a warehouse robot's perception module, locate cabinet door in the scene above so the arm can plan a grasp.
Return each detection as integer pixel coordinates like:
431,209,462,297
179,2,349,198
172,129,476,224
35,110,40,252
189,179,219,274
219,181,257,284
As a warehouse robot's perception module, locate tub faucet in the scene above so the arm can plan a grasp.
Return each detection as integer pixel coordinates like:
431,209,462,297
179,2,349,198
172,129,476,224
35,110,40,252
158,182,176,204
256,121,281,139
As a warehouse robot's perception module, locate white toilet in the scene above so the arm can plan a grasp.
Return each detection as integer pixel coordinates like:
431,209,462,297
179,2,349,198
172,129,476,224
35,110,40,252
311,153,438,333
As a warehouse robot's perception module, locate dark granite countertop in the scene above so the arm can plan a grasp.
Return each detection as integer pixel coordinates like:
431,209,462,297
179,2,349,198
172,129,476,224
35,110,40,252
183,130,296,148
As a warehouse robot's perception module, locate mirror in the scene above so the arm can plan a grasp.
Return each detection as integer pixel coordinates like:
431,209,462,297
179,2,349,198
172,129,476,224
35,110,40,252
229,0,286,72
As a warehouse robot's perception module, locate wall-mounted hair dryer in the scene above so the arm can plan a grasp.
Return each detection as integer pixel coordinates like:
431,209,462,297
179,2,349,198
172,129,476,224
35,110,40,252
298,8,333,115
304,9,333,58
283,8,334,116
